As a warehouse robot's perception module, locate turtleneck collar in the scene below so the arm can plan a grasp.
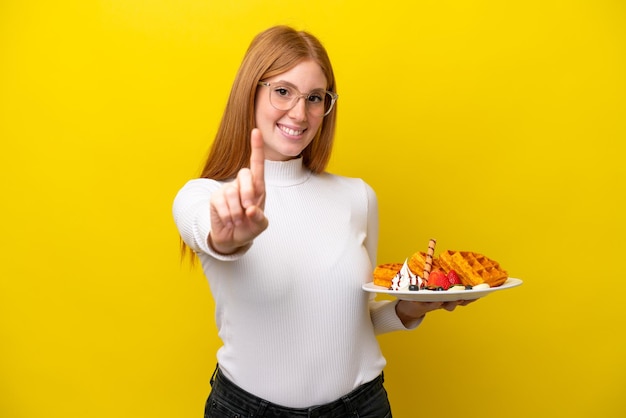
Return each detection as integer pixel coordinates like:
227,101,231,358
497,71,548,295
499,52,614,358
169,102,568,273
264,157,311,187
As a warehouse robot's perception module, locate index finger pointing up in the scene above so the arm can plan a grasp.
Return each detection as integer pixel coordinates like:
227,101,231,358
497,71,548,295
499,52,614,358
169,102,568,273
249,128,265,198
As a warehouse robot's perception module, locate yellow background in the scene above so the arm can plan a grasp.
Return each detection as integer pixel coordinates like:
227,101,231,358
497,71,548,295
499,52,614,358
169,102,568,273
1,1,624,417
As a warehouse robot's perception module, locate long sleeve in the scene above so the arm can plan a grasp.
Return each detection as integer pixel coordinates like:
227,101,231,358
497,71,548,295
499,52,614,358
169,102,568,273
362,183,424,333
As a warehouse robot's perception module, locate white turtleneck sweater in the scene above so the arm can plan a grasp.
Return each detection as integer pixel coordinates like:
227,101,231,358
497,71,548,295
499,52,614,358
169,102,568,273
173,157,415,407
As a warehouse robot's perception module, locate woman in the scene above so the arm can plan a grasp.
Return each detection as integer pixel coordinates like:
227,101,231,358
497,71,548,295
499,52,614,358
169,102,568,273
173,25,471,418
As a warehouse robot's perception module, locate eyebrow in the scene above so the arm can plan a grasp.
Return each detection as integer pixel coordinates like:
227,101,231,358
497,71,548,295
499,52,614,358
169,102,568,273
271,80,327,92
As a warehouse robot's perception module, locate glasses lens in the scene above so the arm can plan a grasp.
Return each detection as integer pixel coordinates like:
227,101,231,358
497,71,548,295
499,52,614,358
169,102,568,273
268,84,335,117
306,90,333,117
268,85,294,111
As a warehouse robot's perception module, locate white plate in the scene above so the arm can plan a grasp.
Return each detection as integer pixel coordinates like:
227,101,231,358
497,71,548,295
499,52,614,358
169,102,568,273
362,278,523,302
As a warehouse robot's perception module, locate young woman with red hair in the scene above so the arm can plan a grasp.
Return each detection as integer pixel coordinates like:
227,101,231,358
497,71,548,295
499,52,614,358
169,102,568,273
173,25,471,418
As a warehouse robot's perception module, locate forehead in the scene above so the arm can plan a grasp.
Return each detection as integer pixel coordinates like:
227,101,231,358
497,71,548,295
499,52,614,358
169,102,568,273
266,60,328,91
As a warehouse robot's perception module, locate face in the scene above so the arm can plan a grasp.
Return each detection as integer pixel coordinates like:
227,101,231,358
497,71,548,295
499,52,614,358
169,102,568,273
255,60,328,161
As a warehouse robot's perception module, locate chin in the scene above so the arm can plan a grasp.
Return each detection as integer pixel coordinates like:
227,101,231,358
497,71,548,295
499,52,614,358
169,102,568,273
280,152,305,161
274,146,308,160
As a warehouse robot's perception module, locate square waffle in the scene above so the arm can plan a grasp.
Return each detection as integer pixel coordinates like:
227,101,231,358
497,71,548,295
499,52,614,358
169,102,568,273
438,250,508,287
372,263,404,288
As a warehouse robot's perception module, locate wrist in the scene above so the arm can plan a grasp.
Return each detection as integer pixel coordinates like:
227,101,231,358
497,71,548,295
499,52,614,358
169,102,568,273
395,300,427,327
208,234,244,255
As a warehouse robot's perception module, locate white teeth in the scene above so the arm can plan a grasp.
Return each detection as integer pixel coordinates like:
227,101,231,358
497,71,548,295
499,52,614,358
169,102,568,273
280,125,304,136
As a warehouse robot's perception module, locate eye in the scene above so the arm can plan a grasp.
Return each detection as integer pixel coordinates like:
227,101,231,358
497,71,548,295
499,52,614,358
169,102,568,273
307,91,325,104
273,86,292,98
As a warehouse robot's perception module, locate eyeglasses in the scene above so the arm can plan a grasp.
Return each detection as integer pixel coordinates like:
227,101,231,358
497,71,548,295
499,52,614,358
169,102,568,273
258,81,338,117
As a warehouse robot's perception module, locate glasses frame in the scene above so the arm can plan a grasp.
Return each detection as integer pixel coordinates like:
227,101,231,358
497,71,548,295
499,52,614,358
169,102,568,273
257,81,338,117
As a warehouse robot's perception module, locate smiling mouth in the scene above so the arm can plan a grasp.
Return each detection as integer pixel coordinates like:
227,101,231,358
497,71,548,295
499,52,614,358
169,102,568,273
278,124,306,136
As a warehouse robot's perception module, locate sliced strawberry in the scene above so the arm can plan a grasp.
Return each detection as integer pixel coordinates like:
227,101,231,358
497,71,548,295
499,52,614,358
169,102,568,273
447,270,461,286
427,270,450,290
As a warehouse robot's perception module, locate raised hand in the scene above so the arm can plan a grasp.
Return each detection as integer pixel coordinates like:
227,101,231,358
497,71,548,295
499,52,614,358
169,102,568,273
208,129,268,254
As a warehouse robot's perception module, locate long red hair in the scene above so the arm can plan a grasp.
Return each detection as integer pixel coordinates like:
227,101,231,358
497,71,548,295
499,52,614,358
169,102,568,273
181,26,338,261
200,25,338,180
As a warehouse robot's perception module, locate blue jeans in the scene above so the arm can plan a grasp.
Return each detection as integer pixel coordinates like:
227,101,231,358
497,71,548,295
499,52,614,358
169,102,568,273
204,365,392,418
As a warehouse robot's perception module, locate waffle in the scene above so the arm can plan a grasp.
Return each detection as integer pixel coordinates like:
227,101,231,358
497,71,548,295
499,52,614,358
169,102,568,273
438,250,508,287
408,251,442,278
373,263,403,288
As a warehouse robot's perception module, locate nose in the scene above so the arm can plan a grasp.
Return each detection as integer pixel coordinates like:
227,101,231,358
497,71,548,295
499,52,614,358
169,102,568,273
288,95,308,120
